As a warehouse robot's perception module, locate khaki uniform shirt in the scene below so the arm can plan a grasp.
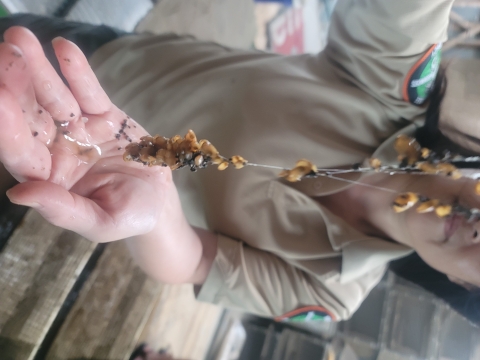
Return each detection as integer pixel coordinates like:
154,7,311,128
90,0,454,321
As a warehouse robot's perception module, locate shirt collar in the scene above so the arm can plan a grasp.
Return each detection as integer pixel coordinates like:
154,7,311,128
319,205,413,284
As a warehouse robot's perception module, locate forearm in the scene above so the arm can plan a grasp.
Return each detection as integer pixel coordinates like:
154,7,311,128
125,182,217,285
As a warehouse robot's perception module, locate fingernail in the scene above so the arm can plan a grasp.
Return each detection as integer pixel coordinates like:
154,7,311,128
52,36,66,45
13,201,41,208
6,190,41,208
5,189,14,202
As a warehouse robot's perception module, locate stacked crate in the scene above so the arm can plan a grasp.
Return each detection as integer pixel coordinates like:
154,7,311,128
337,272,480,360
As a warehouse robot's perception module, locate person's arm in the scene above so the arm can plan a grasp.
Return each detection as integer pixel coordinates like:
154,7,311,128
124,184,218,285
324,0,454,117
193,233,386,321
1,26,216,286
0,26,384,320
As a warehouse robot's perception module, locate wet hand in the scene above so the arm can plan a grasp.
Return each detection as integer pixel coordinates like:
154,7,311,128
0,27,174,242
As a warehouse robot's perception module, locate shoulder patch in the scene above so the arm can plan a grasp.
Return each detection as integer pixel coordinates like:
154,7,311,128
403,43,442,106
275,306,335,323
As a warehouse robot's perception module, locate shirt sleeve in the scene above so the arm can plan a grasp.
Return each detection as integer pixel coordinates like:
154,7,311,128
324,0,454,118
196,234,386,322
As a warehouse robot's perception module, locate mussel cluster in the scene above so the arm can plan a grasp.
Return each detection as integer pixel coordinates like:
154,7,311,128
123,130,247,171
278,159,318,182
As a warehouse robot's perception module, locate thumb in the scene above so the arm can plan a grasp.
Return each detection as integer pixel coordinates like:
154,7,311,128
6,181,104,240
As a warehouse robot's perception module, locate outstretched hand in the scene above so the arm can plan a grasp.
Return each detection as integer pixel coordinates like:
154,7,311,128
0,27,173,242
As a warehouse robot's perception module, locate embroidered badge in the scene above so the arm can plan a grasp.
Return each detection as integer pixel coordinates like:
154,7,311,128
403,43,442,106
275,306,335,322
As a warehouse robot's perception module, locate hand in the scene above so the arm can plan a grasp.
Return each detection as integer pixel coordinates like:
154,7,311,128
0,27,174,243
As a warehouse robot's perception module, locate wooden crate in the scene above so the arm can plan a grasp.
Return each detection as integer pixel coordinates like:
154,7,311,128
0,209,222,360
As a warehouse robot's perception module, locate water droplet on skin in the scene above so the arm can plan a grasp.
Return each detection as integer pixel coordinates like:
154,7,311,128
43,81,52,91
42,131,52,145
82,117,89,123
70,215,76,220
56,122,101,168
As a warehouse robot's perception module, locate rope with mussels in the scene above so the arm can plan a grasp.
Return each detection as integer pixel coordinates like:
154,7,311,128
122,130,480,221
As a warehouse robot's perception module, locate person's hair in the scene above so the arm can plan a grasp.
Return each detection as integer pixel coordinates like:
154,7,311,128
415,67,480,159
389,68,480,327
389,253,480,326
413,67,448,152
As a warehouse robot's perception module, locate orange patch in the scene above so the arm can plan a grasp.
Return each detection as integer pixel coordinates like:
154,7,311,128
275,305,336,322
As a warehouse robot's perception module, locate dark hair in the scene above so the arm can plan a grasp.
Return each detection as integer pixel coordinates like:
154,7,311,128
415,67,480,159
389,253,480,326
390,68,480,327
413,67,447,151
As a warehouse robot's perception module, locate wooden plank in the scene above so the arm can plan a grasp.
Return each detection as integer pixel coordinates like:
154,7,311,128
449,11,474,30
137,284,223,360
454,0,480,7
46,241,161,360
444,22,480,50
0,209,96,360
453,39,480,46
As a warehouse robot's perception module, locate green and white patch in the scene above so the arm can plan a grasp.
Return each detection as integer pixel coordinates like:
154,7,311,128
276,307,334,323
405,43,442,105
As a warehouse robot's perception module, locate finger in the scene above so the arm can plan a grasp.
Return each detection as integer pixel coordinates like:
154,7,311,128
3,26,81,122
6,181,107,241
6,176,159,243
52,37,112,115
0,40,56,145
0,87,51,181
0,42,30,97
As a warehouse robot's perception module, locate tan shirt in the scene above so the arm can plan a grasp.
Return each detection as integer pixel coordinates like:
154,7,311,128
90,0,454,320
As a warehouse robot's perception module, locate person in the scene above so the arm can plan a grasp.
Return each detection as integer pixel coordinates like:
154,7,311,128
0,0,479,329
129,344,183,360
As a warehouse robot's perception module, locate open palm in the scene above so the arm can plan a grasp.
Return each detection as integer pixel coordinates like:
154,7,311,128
1,27,173,242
